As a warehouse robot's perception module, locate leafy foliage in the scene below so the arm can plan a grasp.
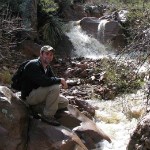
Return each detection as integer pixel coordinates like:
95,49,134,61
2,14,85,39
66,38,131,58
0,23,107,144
40,15,64,46
97,58,144,95
0,70,11,84
40,0,58,13
37,0,66,46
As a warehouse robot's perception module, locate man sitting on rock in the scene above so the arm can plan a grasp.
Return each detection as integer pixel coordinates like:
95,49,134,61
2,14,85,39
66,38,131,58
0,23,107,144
21,45,69,126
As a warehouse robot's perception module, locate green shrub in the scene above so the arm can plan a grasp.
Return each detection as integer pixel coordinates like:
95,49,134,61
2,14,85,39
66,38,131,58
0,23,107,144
39,0,58,13
38,0,65,46
41,15,64,46
96,58,144,95
0,70,11,84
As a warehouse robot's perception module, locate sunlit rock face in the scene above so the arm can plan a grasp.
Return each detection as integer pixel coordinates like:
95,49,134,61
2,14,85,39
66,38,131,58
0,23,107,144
0,86,111,149
127,112,150,150
98,19,125,49
98,20,120,42
27,119,88,150
0,86,28,150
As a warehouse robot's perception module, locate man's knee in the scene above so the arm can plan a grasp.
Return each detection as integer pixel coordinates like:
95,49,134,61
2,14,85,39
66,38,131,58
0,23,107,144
48,84,60,92
58,95,69,109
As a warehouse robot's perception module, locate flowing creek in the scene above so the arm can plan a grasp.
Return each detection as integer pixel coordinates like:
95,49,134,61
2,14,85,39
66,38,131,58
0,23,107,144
66,23,149,149
88,90,146,150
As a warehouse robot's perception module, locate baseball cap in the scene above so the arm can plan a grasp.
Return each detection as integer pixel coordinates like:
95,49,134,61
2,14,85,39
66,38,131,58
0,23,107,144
40,45,55,53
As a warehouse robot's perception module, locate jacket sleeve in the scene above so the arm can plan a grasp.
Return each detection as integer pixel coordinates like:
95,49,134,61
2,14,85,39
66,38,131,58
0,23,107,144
24,62,61,87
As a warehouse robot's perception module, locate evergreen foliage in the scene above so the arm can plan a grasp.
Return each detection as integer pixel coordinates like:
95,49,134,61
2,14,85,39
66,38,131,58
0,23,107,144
40,0,58,13
40,15,64,46
38,0,64,46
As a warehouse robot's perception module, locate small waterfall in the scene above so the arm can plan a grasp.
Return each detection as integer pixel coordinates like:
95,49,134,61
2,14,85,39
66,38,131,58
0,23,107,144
65,22,109,59
65,21,149,150
97,19,109,43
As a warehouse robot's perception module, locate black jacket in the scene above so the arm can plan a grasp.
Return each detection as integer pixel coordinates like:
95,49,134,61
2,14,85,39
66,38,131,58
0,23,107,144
21,58,61,100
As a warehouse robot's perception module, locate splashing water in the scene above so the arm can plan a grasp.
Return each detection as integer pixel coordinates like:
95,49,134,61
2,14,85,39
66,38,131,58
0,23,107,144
65,22,149,149
66,24,109,59
87,89,147,150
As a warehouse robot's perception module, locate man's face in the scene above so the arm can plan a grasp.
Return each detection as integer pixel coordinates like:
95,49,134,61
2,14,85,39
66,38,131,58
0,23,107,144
40,51,54,65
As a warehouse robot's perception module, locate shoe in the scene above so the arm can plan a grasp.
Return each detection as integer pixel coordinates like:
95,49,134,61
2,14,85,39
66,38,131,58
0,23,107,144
29,106,41,119
58,107,68,112
41,115,61,126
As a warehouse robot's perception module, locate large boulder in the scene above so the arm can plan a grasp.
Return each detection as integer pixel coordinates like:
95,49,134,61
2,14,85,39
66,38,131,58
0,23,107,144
127,112,150,150
68,104,111,149
98,19,125,48
0,86,111,149
79,17,101,37
27,119,87,150
27,102,111,149
78,17,125,49
0,86,28,150
56,111,81,129
19,40,41,57
57,3,87,21
98,19,121,42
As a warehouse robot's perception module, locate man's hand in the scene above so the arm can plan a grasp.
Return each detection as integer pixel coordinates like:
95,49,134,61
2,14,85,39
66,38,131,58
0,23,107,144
60,78,68,89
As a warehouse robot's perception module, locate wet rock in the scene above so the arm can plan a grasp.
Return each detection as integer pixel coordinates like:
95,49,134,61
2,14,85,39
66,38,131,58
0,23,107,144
76,63,88,70
127,112,150,150
98,19,123,45
65,68,75,78
68,104,111,149
128,106,145,119
79,17,101,37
